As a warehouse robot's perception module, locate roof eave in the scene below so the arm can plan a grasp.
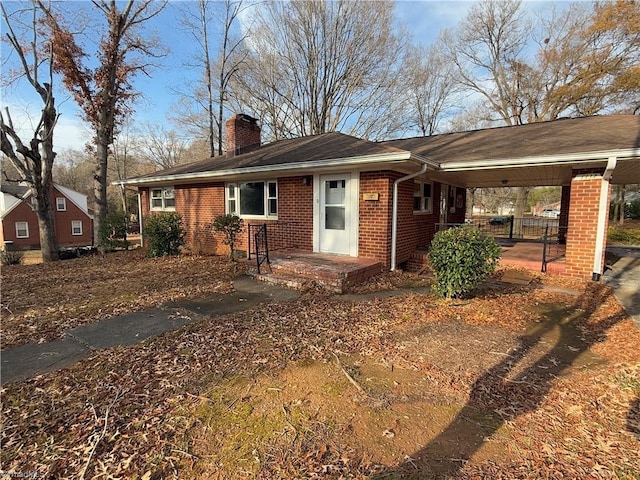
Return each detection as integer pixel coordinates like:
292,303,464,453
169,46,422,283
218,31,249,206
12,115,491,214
440,148,639,172
117,151,424,187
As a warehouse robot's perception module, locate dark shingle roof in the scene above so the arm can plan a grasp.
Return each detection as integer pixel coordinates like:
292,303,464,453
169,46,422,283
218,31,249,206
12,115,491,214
0,184,30,198
133,131,406,180
382,115,640,164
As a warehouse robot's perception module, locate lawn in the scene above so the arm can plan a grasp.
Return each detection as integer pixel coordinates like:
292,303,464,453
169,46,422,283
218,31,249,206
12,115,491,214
1,252,639,479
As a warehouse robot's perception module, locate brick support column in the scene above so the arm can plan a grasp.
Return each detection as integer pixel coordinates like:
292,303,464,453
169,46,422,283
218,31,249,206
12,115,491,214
564,172,610,280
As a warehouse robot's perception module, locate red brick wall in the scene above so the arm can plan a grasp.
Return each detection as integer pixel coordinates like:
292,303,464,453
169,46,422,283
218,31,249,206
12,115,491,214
565,171,608,279
1,189,92,249
359,172,393,266
176,183,226,254
358,172,452,269
226,115,261,155
137,174,457,268
271,176,313,251
2,201,41,249
53,189,93,247
140,177,315,257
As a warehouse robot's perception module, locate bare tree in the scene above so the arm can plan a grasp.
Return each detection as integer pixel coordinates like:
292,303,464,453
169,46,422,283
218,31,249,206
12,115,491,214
53,149,95,197
445,0,639,217
405,40,460,136
442,0,530,127
234,0,407,140
176,0,248,156
37,0,166,250
0,3,59,261
135,123,189,170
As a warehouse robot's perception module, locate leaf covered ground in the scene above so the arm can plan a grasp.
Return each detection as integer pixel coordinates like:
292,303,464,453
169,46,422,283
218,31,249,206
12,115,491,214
1,250,236,349
1,252,639,479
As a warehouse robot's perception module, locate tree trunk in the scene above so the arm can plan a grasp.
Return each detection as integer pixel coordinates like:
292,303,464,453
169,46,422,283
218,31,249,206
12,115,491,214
37,201,59,261
466,188,476,219
94,139,109,251
618,185,626,225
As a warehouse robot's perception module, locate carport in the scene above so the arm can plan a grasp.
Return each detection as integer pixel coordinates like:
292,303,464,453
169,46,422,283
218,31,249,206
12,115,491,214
384,115,640,281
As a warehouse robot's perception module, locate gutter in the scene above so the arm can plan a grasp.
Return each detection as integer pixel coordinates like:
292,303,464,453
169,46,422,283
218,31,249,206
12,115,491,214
391,154,435,271
592,156,617,281
440,148,638,172
137,191,143,248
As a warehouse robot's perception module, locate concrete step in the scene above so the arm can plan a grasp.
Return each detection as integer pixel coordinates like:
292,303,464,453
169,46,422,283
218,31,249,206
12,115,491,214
246,254,383,294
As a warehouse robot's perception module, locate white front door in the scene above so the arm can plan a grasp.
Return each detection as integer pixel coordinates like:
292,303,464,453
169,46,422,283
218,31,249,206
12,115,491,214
319,174,351,254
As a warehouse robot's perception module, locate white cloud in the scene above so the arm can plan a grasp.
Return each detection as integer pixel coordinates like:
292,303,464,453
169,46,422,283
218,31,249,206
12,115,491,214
2,101,92,153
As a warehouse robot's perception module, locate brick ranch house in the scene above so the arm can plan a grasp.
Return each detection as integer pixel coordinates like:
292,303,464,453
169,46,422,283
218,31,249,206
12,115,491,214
1,183,94,250
120,114,640,281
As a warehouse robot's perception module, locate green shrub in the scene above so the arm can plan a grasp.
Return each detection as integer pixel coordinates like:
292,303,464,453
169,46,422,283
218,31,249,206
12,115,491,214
608,225,640,245
212,214,244,261
143,212,186,257
428,226,501,299
1,248,24,266
98,212,129,252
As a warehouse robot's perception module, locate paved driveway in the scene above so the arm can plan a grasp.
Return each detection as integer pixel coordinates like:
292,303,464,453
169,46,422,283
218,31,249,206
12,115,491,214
604,246,640,329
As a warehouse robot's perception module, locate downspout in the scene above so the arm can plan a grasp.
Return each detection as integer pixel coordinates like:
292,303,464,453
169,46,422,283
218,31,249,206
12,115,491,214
137,191,144,248
592,156,617,281
391,158,431,271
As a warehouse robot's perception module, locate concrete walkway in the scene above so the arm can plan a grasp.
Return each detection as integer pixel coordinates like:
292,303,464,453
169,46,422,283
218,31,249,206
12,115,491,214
3,252,639,385
603,246,640,329
0,276,299,385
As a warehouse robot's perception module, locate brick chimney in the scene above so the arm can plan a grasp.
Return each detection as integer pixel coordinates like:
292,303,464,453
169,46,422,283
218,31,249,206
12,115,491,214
226,113,261,156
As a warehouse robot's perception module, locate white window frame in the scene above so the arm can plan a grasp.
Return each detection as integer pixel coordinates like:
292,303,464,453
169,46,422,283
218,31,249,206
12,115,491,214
15,221,29,238
413,180,433,214
150,187,176,211
56,197,67,211
226,181,278,219
71,220,83,236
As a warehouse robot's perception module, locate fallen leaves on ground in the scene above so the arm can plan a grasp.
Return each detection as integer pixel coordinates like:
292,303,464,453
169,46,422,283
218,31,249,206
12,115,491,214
0,251,237,349
1,262,639,479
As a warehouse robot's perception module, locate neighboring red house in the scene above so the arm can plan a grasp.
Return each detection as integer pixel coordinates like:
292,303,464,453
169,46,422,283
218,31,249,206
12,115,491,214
120,114,640,281
0,184,93,250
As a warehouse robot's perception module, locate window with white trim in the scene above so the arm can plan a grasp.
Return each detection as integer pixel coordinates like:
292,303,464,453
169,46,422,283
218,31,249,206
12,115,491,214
226,181,278,218
413,181,433,214
72,220,83,236
150,187,175,211
15,221,29,238
56,197,66,211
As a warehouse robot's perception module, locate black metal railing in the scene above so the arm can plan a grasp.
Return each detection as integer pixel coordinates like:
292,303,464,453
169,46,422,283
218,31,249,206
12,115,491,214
252,224,270,274
542,226,568,273
437,217,565,241
247,221,298,260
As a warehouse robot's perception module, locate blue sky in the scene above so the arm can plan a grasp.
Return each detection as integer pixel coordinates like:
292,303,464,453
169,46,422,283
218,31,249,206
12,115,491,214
2,0,558,152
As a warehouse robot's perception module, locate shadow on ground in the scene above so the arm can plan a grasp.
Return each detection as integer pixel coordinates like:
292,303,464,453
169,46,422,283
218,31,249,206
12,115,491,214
375,284,626,479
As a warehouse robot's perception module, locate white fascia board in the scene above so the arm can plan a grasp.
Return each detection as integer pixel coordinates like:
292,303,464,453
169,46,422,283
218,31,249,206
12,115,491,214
117,151,425,187
440,148,639,172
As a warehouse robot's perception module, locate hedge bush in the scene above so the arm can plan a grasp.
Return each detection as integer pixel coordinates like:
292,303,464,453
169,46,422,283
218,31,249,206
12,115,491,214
428,226,501,299
143,212,186,257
